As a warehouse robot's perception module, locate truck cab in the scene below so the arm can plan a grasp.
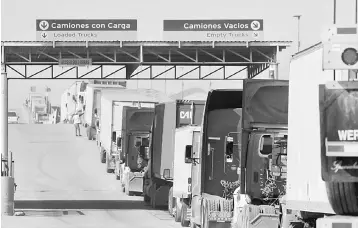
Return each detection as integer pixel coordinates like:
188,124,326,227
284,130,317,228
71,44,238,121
190,89,243,228
116,106,154,196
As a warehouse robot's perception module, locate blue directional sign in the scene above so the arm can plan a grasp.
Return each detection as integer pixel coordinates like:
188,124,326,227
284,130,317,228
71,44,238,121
163,19,264,41
36,19,138,41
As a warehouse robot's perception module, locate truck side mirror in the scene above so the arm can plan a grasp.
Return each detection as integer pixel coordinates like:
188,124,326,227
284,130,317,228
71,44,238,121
185,145,193,163
259,135,273,155
112,131,116,143
224,136,234,161
141,137,149,147
116,137,122,148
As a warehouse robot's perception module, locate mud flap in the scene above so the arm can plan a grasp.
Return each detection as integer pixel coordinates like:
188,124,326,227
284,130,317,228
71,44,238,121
235,205,278,228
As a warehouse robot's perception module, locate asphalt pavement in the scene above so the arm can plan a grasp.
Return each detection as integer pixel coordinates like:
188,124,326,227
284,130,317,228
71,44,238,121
3,118,181,228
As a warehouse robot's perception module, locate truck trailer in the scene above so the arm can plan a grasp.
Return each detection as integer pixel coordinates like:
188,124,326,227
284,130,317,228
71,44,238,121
116,106,155,196
143,100,205,209
99,89,171,173
186,89,243,228
83,83,126,142
283,33,358,227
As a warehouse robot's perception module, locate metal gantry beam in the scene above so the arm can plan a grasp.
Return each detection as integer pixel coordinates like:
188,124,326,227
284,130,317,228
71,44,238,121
2,40,292,79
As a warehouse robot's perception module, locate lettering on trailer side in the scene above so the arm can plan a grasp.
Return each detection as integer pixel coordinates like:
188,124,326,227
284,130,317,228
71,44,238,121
337,129,358,141
180,111,192,119
331,160,358,173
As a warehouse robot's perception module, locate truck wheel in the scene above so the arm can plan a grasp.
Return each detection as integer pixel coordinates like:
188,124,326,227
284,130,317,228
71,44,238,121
107,168,114,174
168,187,174,215
151,194,157,209
175,203,182,222
144,195,150,203
116,175,121,180
181,204,190,227
326,181,358,215
100,151,106,164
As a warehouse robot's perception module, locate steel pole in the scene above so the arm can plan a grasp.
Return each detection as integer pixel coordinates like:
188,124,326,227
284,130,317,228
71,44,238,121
293,15,301,52
1,44,8,161
1,43,14,216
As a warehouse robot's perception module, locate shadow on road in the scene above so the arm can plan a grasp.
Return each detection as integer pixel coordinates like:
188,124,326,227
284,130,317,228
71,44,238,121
15,200,167,210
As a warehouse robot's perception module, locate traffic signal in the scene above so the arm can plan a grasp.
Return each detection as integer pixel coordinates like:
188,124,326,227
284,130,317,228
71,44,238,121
322,26,358,70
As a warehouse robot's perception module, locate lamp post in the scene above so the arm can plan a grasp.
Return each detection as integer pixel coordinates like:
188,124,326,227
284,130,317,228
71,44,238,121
293,15,302,52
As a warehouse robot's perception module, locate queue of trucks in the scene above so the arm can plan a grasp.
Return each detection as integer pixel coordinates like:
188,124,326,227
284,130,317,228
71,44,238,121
62,26,358,228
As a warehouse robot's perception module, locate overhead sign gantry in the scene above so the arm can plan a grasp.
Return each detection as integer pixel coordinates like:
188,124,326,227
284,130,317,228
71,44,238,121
1,18,292,80
2,40,291,80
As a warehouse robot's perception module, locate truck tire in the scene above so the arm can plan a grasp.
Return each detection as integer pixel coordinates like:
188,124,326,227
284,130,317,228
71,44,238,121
144,195,150,203
326,181,358,215
168,187,174,215
106,168,114,174
100,151,106,164
180,204,190,227
175,203,182,222
190,222,198,228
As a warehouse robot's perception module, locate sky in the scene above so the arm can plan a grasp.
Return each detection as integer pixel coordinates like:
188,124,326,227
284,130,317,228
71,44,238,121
2,0,357,109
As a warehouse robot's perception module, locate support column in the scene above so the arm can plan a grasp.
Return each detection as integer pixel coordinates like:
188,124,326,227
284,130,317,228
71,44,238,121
1,44,15,216
1,52,8,161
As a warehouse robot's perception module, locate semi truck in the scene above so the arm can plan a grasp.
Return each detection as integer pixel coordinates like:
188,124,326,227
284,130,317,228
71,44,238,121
99,89,171,173
171,125,201,227
116,106,155,196
282,29,358,227
83,83,126,142
143,100,205,209
185,89,244,228
229,28,358,228
223,80,288,228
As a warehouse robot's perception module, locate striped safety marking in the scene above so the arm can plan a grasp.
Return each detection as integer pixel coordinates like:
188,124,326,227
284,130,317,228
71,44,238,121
326,139,358,157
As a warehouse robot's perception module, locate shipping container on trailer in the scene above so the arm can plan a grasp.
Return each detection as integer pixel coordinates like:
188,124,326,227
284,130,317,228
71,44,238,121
83,83,126,141
143,99,205,209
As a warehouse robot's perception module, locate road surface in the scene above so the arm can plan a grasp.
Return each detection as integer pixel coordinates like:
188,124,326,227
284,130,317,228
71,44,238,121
3,122,181,228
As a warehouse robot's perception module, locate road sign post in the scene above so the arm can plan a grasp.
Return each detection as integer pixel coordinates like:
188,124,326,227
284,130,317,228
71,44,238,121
36,19,138,41
163,19,264,41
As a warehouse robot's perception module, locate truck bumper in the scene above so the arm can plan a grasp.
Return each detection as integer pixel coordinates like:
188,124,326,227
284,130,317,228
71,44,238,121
106,154,116,170
316,216,358,228
125,171,144,193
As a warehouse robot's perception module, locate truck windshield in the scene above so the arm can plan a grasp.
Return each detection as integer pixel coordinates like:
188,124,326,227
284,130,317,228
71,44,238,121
325,88,358,142
8,112,17,117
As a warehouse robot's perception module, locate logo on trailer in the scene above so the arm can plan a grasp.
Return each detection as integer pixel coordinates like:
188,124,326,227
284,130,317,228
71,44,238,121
180,111,192,119
331,160,358,173
39,20,49,31
338,129,358,141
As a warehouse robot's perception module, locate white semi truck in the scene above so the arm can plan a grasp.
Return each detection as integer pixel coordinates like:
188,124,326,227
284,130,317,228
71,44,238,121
171,125,201,226
99,89,171,173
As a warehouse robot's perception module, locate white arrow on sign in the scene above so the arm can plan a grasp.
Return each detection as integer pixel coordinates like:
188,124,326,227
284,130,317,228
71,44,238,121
253,32,259,38
39,20,49,31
